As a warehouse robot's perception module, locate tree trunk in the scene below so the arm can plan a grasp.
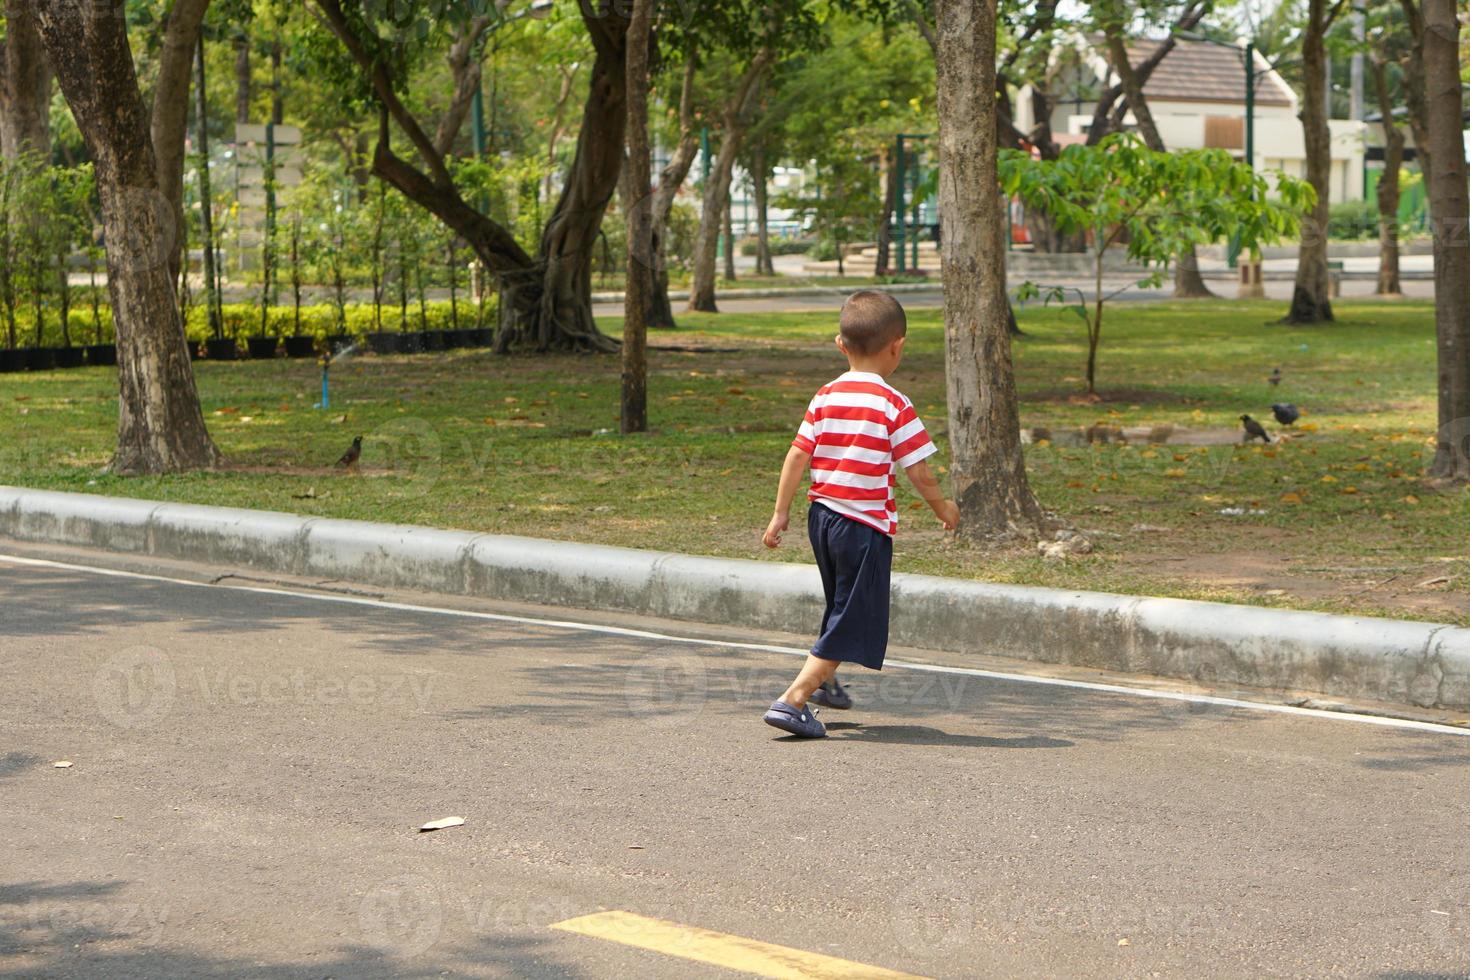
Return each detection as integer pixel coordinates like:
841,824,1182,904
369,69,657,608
688,48,773,313
0,0,52,161
507,8,627,352
644,49,698,329
196,36,222,338
1370,54,1403,296
151,0,211,282
622,0,653,433
314,0,624,353
1421,0,1470,483
234,34,250,124
752,140,773,276
935,0,1046,540
33,0,220,474
722,189,737,281
1396,0,1432,187
1286,0,1338,324
1101,19,1214,300
434,14,495,156
875,141,894,275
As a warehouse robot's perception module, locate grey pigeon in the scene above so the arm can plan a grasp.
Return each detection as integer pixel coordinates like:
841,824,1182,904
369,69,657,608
1271,403,1300,426
1268,367,1282,387
1240,414,1271,444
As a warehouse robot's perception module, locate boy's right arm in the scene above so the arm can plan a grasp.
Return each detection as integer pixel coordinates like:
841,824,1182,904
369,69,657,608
763,445,812,548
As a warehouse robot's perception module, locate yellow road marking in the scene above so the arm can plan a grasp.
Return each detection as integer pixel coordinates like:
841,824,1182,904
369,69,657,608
551,910,931,980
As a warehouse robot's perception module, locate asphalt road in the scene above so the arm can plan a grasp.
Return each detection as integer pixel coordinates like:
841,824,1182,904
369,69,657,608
3,549,1470,979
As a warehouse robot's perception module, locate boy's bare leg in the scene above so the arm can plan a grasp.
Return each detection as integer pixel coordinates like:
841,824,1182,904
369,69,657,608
780,654,840,708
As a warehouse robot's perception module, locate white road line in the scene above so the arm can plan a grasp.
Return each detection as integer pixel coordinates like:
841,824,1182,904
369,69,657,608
4,550,1469,739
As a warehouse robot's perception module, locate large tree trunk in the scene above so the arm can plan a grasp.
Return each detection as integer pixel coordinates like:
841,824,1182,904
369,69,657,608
0,0,52,161
935,0,1046,540
33,0,219,474
622,0,652,433
1286,0,1338,324
508,8,627,352
1421,0,1470,483
1370,53,1404,296
151,0,211,282
645,49,698,329
688,48,773,313
314,0,623,353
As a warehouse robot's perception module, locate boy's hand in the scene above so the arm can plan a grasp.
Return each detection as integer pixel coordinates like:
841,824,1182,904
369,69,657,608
763,511,789,548
935,499,960,531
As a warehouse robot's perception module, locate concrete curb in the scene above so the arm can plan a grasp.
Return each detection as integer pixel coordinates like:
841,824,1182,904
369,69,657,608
3,486,1468,711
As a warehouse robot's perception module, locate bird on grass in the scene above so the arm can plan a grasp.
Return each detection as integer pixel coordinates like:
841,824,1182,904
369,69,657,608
1240,415,1271,444
1268,366,1282,387
335,435,362,472
1271,403,1301,426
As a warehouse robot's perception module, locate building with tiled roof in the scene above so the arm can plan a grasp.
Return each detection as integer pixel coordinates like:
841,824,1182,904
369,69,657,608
1015,36,1367,204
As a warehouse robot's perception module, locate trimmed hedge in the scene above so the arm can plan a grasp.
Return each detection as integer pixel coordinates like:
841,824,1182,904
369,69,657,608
2,298,497,349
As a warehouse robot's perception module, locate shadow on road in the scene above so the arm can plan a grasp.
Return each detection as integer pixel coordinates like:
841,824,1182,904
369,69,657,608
0,878,588,979
821,722,1073,749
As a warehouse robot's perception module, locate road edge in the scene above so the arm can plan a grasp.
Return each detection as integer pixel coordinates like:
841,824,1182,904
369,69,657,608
2,485,1467,711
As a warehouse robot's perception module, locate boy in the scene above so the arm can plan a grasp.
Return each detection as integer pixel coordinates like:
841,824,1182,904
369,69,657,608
760,290,958,738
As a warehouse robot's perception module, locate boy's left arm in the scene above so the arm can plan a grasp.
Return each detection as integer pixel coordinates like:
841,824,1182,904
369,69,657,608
763,445,812,548
903,458,959,530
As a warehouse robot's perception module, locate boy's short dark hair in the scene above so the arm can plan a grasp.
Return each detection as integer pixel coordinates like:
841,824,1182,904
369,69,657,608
839,290,907,356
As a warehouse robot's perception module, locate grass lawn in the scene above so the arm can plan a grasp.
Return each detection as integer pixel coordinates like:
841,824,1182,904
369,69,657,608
2,298,1466,624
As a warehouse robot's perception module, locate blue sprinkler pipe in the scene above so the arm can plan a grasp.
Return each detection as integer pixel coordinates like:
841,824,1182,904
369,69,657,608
317,353,330,410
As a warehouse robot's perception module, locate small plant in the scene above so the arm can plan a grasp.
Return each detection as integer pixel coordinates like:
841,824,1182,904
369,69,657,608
1002,135,1314,395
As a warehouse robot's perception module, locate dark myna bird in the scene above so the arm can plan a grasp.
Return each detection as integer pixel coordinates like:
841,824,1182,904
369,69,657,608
335,435,362,471
1271,403,1301,426
1268,366,1282,387
1240,414,1271,444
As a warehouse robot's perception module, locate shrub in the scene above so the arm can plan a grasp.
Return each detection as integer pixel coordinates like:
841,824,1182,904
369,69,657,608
192,300,494,343
738,236,812,257
1329,199,1378,241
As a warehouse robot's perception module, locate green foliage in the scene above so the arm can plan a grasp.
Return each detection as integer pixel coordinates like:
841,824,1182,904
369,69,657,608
1000,135,1313,268
195,300,487,343
1002,134,1314,392
739,236,810,257
776,153,879,274
0,155,96,350
1329,199,1379,240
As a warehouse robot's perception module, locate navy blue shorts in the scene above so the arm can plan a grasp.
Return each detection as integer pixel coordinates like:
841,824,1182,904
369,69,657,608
808,502,894,670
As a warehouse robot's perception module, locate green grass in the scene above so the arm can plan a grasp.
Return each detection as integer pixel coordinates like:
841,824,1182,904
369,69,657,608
2,298,1466,624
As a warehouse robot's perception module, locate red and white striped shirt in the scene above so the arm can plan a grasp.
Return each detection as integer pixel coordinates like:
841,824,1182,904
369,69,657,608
792,371,937,536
